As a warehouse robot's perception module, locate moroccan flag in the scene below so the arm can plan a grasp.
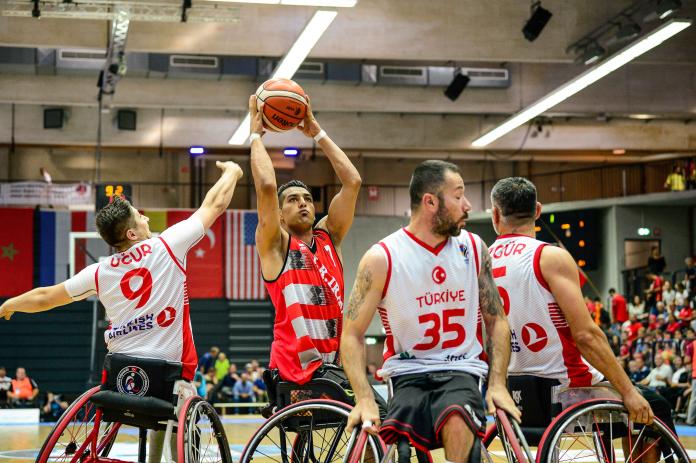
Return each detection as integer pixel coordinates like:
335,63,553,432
0,208,34,297
167,211,223,298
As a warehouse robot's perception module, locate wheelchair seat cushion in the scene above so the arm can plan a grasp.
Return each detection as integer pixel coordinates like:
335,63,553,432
90,390,175,418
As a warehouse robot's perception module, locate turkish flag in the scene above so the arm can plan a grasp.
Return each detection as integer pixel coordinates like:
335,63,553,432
0,209,34,297
167,211,223,298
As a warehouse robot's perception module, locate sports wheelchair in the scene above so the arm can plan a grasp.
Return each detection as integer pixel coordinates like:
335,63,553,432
36,354,232,463
242,368,529,463
481,376,690,463
239,365,387,463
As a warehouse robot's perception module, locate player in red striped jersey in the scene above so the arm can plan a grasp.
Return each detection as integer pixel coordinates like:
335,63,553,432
248,95,362,388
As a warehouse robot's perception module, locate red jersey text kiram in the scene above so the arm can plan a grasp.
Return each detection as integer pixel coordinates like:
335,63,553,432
264,229,344,384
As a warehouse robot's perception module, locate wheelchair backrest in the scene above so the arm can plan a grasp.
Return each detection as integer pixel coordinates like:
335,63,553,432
276,377,353,408
507,375,561,429
101,353,183,403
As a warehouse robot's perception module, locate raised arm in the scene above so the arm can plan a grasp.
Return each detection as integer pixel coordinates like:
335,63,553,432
301,97,362,248
0,284,74,321
478,243,521,422
341,246,387,434
248,96,287,278
192,160,243,231
541,245,653,424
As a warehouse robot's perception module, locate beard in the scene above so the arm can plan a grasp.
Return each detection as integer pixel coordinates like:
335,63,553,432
432,200,468,237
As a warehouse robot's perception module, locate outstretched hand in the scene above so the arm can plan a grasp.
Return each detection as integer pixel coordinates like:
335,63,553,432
297,95,322,139
0,301,14,321
215,161,243,180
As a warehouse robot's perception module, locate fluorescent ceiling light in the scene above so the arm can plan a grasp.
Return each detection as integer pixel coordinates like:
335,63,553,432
281,0,357,6
209,0,357,6
228,10,338,144
471,19,691,148
629,113,657,120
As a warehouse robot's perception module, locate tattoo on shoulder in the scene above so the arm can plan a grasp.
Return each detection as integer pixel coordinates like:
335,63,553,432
479,247,505,317
345,267,373,321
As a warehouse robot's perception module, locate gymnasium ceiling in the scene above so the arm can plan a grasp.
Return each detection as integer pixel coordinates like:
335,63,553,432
0,0,695,159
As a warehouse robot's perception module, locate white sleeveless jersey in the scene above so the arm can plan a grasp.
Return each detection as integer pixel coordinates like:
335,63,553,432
375,228,488,379
64,217,204,381
489,234,602,387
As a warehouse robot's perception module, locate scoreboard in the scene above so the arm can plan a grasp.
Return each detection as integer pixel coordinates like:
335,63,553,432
535,209,600,271
95,183,132,211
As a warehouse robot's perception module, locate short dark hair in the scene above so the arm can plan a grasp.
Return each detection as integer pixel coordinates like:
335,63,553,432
409,160,460,209
491,177,537,220
609,288,616,294
95,196,135,247
278,180,311,205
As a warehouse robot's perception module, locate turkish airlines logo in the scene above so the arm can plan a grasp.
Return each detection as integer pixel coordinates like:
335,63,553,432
156,307,177,328
432,266,447,284
521,323,548,352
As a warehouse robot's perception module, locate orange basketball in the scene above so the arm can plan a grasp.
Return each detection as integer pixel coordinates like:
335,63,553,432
255,78,308,132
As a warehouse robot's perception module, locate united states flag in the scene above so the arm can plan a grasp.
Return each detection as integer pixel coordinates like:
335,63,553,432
225,210,267,300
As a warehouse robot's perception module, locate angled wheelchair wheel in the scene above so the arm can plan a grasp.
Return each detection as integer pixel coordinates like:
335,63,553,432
36,386,122,463
239,399,385,463
537,399,690,463
177,396,233,463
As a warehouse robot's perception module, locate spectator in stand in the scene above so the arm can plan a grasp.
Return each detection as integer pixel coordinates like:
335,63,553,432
198,346,219,374
624,313,644,342
0,367,10,408
639,354,672,391
252,368,267,402
628,295,647,320
666,314,682,335
215,352,230,382
662,281,676,307
609,288,628,325
217,364,241,403
686,340,696,425
204,369,217,400
629,355,650,383
8,367,39,408
41,391,68,422
648,248,667,276
193,370,207,397
653,301,669,326
675,282,689,308
645,273,664,308
663,355,690,411
684,257,696,297
664,164,686,192
232,372,255,414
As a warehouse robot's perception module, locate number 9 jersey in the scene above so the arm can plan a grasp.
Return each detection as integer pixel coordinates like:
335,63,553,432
375,228,488,380
64,216,205,381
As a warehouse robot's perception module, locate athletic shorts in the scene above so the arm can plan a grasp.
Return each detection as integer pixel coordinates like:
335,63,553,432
379,371,485,452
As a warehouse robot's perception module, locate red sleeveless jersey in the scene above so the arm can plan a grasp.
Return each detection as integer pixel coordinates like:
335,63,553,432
265,229,344,384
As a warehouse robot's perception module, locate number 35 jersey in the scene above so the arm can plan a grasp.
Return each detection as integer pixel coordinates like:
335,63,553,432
64,216,205,380
490,234,601,387
375,228,488,380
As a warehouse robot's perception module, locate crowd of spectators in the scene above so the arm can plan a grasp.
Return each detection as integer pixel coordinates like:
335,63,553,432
588,251,696,423
194,346,268,414
0,366,67,421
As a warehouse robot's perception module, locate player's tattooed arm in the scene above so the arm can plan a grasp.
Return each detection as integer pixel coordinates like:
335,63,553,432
341,248,386,410
346,268,372,321
478,244,505,317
